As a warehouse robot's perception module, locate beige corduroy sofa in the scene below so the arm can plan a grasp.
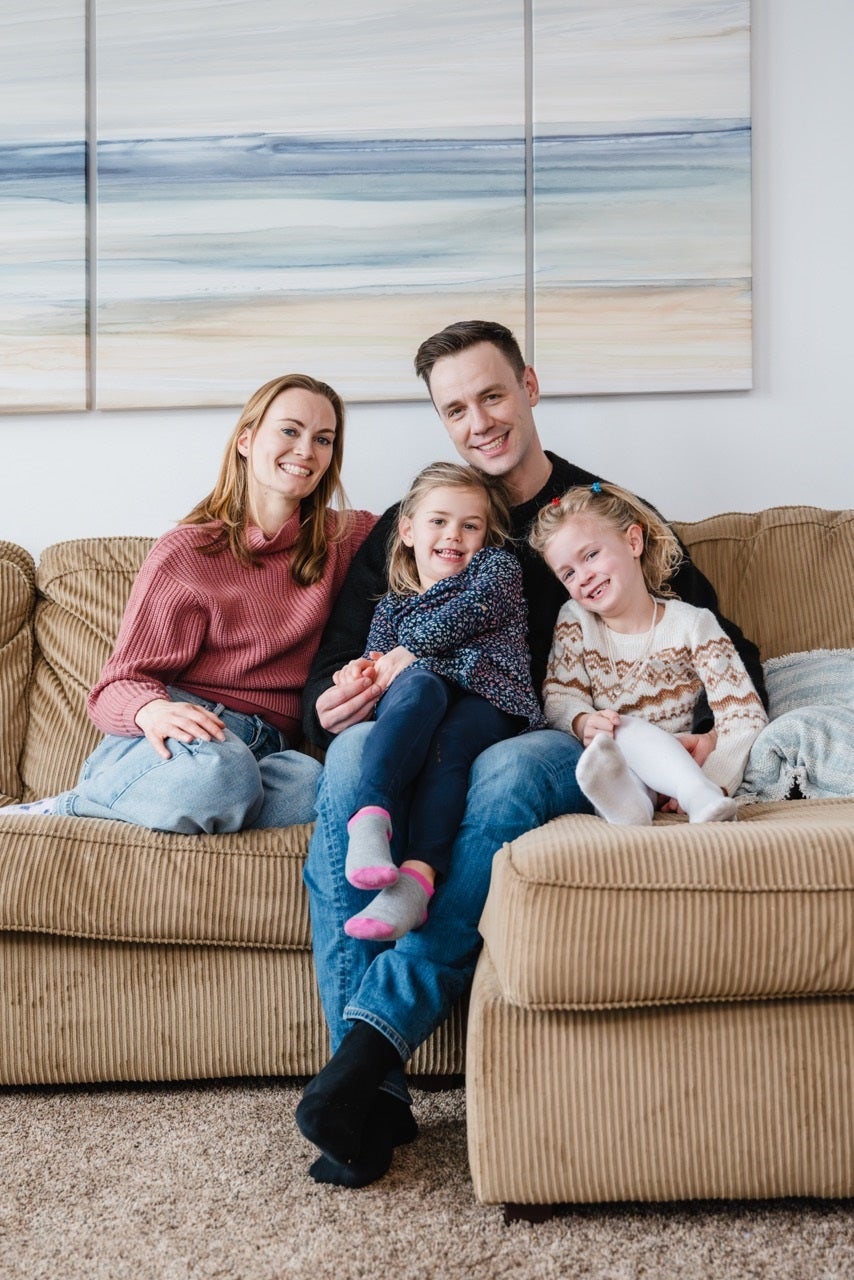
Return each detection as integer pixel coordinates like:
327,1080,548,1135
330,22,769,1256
0,535,463,1085
466,504,854,1212
1,506,852,1214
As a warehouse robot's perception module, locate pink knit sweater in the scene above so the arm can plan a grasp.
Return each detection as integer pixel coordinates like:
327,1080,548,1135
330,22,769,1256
88,508,376,744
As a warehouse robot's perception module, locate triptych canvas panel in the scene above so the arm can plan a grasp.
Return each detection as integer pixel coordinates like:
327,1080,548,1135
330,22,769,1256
95,0,526,408
0,3,88,410
532,0,752,393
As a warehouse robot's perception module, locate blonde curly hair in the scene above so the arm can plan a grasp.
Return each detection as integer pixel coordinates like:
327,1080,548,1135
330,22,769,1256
529,480,683,597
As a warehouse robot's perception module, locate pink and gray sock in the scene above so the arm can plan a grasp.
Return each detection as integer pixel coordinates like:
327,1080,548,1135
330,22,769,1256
345,807,397,889
344,867,434,941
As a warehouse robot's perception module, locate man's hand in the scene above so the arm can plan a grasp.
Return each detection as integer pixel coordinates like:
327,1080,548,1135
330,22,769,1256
675,729,718,766
317,668,382,735
573,708,621,746
135,698,226,761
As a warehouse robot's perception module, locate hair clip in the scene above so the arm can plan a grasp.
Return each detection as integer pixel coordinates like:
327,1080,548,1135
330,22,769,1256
550,496,561,506
591,481,602,494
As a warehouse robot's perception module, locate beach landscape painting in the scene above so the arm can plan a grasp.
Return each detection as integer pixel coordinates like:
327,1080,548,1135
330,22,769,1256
532,0,752,394
0,2,87,411
96,0,527,409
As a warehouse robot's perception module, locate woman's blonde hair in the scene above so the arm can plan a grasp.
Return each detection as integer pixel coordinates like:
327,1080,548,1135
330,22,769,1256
529,480,684,597
181,373,349,586
388,461,511,596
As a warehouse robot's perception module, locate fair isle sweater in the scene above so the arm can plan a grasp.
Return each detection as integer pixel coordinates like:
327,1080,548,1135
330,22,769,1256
88,508,377,745
365,547,546,730
543,598,768,796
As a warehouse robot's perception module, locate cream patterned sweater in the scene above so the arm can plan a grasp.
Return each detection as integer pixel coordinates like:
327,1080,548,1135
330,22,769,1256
543,598,768,796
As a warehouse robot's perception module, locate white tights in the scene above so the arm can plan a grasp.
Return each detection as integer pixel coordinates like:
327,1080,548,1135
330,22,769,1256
575,714,736,825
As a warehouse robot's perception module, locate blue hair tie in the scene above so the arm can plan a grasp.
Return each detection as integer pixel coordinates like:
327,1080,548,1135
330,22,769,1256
591,481,602,494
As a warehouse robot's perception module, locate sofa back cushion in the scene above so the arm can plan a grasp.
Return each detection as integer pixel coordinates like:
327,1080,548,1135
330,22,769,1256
0,542,36,802
673,505,854,662
15,506,852,797
20,537,154,798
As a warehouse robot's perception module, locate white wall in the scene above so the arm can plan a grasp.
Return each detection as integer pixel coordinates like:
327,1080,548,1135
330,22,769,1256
2,0,852,560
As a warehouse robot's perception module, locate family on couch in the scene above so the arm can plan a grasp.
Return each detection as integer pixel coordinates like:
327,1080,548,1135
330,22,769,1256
0,318,770,1190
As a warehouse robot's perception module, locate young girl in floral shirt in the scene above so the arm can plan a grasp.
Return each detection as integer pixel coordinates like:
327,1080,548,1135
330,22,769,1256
335,461,543,941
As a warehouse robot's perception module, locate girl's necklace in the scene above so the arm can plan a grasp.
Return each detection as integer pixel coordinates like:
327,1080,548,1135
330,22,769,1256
601,596,659,697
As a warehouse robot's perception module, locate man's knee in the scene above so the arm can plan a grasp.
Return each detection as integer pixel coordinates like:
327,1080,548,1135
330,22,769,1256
466,728,588,825
469,728,576,786
321,722,374,791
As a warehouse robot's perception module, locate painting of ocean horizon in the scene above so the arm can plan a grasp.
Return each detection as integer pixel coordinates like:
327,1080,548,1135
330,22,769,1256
0,3,87,411
95,2,527,409
532,0,752,393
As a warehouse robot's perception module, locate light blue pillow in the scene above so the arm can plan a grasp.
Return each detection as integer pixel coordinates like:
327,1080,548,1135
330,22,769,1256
763,648,854,719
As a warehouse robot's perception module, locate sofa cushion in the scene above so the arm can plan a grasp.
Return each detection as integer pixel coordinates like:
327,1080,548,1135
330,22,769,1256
763,647,854,717
479,799,854,1010
0,814,313,947
673,506,854,663
0,541,36,803
21,537,154,798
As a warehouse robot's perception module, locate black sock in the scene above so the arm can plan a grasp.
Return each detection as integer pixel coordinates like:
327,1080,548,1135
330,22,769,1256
295,1021,404,1164
308,1092,419,1188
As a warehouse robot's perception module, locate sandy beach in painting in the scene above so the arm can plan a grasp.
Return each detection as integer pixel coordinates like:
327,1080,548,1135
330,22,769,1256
1,335,88,412
95,290,527,408
535,281,752,394
95,278,751,409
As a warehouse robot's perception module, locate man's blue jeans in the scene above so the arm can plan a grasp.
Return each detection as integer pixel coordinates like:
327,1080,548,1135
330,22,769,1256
303,723,590,1103
54,688,322,833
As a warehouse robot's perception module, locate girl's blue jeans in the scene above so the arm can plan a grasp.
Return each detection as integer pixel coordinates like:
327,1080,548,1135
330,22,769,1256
354,667,523,877
54,687,321,833
303,721,590,1103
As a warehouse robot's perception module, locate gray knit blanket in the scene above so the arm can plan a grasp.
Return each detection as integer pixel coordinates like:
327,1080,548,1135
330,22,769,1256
737,704,854,801
736,648,854,802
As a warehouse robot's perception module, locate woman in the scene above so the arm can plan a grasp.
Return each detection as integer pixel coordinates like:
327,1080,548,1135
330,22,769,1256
3,373,375,832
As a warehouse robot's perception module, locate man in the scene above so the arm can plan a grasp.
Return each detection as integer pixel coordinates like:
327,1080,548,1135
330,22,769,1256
296,320,765,1187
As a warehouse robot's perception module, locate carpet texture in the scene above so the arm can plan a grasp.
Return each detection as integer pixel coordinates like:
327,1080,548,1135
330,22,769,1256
0,1079,851,1279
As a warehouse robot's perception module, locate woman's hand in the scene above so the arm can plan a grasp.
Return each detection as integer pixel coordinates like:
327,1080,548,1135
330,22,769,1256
371,646,416,690
135,698,226,760
574,709,621,746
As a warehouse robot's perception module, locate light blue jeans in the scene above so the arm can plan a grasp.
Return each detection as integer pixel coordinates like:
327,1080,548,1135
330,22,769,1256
55,688,322,833
303,723,589,1102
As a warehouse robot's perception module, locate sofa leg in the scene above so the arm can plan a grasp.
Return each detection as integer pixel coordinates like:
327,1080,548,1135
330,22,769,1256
502,1202,558,1225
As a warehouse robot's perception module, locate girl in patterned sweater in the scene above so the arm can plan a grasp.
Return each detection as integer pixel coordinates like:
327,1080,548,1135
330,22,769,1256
336,462,544,941
529,482,767,824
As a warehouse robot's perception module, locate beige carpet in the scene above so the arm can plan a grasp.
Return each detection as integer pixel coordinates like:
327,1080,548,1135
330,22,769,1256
1,1079,851,1279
